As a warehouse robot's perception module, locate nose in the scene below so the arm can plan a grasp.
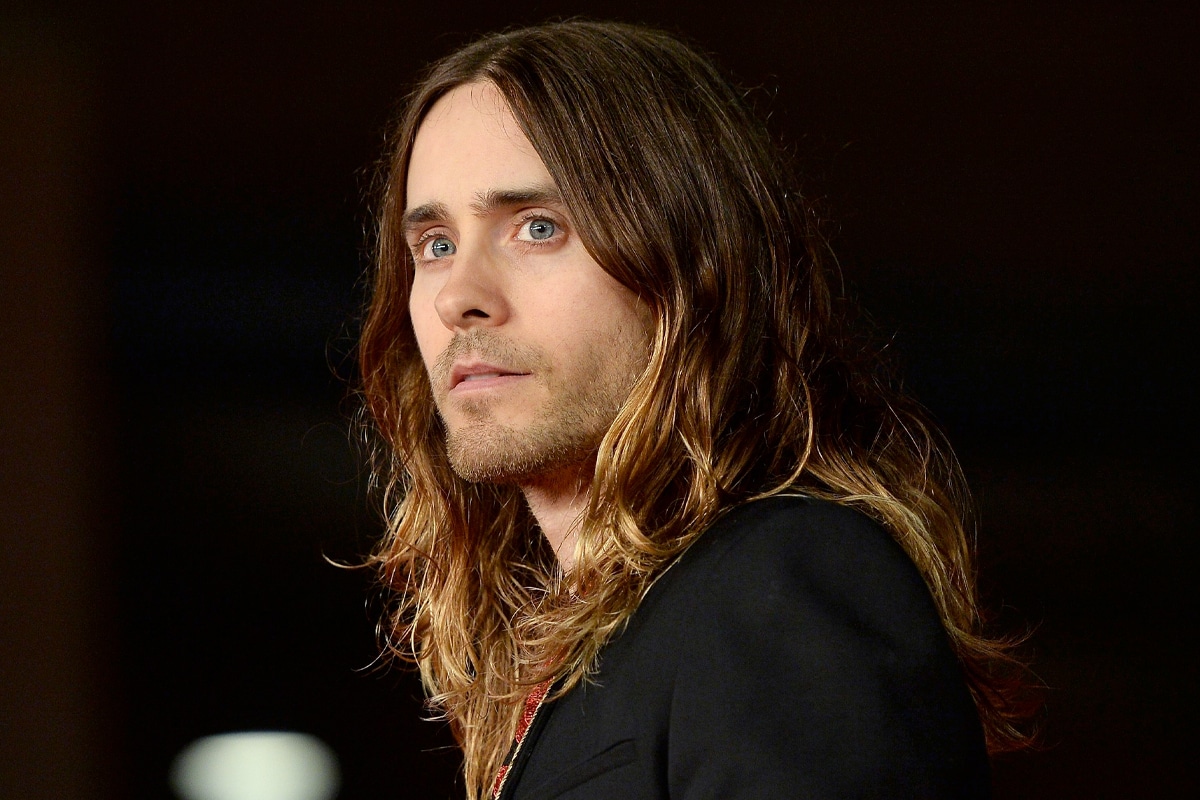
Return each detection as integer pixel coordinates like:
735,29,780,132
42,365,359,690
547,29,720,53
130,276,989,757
432,243,510,331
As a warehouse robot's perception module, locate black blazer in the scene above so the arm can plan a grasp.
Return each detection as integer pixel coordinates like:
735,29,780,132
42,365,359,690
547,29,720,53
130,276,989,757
500,496,990,799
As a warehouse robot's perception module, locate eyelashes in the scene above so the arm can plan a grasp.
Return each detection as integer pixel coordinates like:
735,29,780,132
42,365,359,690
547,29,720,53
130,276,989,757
514,213,560,244
416,235,456,260
410,211,567,263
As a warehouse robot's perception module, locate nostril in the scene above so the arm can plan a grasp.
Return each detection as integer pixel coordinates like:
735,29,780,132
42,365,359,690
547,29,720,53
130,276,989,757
463,308,489,319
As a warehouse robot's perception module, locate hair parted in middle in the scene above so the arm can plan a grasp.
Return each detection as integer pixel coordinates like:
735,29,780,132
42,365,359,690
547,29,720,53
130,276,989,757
359,20,1030,799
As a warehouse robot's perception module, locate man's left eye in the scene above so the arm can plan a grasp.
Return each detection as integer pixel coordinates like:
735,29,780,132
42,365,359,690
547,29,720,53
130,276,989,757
519,218,557,241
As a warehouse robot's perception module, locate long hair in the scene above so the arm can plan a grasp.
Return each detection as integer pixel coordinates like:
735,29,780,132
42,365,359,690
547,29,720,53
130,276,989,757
360,20,1033,799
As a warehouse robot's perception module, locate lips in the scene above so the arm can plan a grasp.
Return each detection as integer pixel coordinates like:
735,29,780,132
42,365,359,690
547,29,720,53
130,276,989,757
449,361,531,390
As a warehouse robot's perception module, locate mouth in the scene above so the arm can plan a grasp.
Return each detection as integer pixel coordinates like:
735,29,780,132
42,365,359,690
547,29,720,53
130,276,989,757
449,362,532,391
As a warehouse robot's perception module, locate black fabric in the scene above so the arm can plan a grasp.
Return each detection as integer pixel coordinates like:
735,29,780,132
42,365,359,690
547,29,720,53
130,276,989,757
500,496,990,799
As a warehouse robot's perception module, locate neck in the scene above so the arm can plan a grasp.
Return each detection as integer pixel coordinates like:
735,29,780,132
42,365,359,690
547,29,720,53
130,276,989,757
520,463,591,572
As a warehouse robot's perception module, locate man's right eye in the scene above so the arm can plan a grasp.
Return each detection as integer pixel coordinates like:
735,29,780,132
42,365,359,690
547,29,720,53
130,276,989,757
423,236,456,259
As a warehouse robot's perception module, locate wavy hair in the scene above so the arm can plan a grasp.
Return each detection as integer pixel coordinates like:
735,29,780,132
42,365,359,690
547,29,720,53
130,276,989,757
359,20,1034,799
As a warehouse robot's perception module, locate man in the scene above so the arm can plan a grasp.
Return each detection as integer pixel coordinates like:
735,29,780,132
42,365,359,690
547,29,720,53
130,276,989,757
359,20,1029,800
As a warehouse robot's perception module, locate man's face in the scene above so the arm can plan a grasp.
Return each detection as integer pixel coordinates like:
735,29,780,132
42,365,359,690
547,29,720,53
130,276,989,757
404,82,650,485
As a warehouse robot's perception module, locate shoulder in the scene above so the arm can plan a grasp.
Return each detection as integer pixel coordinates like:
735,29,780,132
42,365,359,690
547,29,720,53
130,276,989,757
653,495,990,797
688,493,911,569
664,495,939,636
511,496,990,798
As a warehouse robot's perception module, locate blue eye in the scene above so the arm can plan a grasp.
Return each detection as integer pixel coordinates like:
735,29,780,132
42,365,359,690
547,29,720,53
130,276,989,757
528,219,555,240
524,219,556,241
427,237,456,258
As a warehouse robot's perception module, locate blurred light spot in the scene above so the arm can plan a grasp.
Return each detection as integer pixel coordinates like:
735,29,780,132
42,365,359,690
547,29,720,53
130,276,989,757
170,731,340,800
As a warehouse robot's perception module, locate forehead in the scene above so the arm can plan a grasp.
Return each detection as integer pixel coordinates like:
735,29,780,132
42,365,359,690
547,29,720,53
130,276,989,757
406,82,553,206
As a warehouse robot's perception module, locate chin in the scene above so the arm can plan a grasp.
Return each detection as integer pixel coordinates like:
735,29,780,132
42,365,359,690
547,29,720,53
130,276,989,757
444,421,600,487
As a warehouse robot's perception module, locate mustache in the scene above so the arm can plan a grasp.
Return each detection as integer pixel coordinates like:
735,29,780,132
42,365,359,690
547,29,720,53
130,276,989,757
430,330,549,386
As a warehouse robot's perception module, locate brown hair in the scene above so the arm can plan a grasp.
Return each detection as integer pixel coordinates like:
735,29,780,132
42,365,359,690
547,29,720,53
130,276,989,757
360,20,1033,799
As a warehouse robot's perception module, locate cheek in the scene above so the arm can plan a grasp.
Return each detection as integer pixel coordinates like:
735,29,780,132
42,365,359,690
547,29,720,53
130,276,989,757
603,284,652,345
407,286,446,369
572,291,652,369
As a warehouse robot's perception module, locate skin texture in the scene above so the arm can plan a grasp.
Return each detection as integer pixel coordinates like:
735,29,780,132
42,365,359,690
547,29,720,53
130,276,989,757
405,82,650,566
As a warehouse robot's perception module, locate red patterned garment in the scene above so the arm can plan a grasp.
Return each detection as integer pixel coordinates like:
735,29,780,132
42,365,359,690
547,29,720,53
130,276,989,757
491,679,554,799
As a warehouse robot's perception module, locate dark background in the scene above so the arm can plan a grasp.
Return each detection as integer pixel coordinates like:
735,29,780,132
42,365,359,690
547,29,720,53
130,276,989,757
2,1,1196,798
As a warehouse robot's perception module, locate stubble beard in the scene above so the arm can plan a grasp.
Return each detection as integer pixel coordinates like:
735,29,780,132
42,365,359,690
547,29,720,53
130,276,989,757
431,330,645,486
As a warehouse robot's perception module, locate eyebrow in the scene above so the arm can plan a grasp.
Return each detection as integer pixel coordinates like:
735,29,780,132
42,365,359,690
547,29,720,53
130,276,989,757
401,184,564,236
